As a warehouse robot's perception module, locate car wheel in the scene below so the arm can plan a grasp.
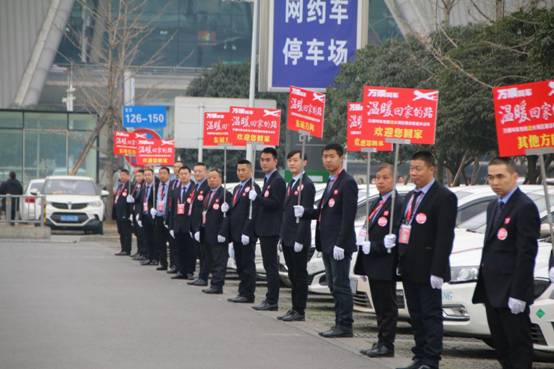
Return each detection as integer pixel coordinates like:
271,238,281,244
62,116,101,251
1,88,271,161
482,338,495,348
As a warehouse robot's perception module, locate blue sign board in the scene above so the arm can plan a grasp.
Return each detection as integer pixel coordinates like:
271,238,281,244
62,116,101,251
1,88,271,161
122,105,167,129
269,0,361,90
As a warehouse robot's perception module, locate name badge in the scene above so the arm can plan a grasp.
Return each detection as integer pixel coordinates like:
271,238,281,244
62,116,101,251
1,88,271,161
202,210,207,224
399,224,412,244
177,203,185,215
143,202,148,212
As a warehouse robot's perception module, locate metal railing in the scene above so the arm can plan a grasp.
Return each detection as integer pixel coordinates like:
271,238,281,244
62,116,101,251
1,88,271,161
0,194,47,226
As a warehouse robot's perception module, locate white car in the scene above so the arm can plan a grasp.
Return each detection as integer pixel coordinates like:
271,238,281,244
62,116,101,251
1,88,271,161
20,179,44,221
37,176,107,234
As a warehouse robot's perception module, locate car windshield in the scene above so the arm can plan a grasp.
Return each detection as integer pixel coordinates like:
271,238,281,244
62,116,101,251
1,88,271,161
43,179,97,196
28,181,44,192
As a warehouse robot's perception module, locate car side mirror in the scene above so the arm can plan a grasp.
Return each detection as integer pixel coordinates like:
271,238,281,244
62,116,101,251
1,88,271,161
30,189,39,196
101,190,109,198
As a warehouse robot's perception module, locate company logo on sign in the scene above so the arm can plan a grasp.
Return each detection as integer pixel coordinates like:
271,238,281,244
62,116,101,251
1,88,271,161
496,87,533,100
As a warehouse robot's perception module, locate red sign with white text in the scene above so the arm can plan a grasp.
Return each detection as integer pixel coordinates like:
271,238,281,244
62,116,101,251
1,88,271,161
493,80,554,157
136,138,175,166
363,86,439,145
203,112,231,146
287,86,325,138
229,106,281,146
114,131,139,156
346,102,392,152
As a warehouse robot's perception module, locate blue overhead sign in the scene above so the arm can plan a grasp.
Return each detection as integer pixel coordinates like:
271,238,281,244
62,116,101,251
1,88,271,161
122,105,167,129
267,0,363,91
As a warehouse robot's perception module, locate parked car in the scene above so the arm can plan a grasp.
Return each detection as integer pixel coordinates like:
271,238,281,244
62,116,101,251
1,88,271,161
36,176,108,234
20,179,44,222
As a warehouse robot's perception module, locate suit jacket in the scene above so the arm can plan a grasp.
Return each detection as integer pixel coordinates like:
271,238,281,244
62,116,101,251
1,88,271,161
168,182,194,233
354,191,403,281
200,187,232,246
280,174,315,247
397,181,457,283
304,170,358,254
112,181,132,221
254,171,286,237
189,180,211,233
139,179,159,221
165,179,180,219
130,181,143,221
472,188,539,308
222,179,260,243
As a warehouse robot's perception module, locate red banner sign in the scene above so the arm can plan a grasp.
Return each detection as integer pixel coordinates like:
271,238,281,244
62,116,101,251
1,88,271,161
203,112,231,146
113,131,140,156
229,106,281,146
346,102,392,152
136,138,175,166
287,86,325,138
493,80,554,157
362,86,439,145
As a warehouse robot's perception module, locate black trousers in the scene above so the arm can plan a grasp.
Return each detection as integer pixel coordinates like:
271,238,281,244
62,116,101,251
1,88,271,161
175,230,193,275
132,216,145,255
142,215,156,261
282,243,309,314
260,236,280,305
322,252,353,329
116,218,132,253
403,281,443,368
369,279,398,350
233,240,256,300
167,235,177,268
154,217,169,267
198,237,210,282
485,304,533,369
205,239,229,289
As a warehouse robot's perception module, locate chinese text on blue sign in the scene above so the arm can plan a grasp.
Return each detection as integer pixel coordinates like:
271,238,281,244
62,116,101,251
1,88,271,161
271,0,360,90
122,105,167,129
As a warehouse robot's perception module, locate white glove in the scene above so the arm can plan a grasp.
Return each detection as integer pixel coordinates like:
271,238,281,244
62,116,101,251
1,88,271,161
249,190,257,201
164,223,168,229
430,275,443,289
360,241,371,255
384,234,396,249
189,231,193,239
217,234,226,243
293,205,305,218
126,195,135,203
228,244,235,259
333,246,345,261
221,203,230,213
194,231,200,242
241,234,250,245
508,297,526,314
278,241,283,252
550,267,554,283
169,230,175,238
137,219,142,228
150,208,157,218
294,242,303,253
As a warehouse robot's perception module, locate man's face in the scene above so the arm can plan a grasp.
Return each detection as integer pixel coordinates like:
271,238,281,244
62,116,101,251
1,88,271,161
193,165,207,182
179,169,191,184
237,164,252,182
207,171,222,189
287,153,306,175
159,169,170,182
119,171,129,182
488,164,518,197
375,167,394,194
409,159,434,188
260,152,277,173
134,172,144,183
144,171,154,184
322,149,342,173
173,162,183,175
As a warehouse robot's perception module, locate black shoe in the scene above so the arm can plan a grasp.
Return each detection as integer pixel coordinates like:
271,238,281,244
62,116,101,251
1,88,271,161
140,259,153,265
166,267,178,274
187,279,208,286
277,310,295,320
396,362,422,369
114,251,130,256
252,301,278,311
281,310,305,322
202,287,223,294
156,266,167,271
360,344,394,358
171,273,187,280
415,366,433,369
185,273,195,280
130,252,139,258
227,296,254,303
318,326,353,338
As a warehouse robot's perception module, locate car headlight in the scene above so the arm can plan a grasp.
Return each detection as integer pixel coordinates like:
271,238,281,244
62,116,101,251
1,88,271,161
89,201,103,207
450,265,479,284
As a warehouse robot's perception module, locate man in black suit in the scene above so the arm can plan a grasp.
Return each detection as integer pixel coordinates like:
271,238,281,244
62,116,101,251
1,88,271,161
199,168,232,294
166,161,183,274
278,150,315,322
223,159,260,303
355,163,402,358
250,147,286,311
472,157,539,369
129,169,145,260
168,166,194,280
389,151,457,369
295,143,358,338
113,169,133,256
188,162,211,286
153,167,171,271
139,168,159,266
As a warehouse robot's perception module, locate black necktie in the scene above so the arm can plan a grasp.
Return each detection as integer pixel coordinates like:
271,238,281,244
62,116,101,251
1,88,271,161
492,201,504,229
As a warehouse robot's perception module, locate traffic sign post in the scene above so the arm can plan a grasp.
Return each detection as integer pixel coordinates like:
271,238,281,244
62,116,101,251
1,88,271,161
361,148,376,238
386,138,411,250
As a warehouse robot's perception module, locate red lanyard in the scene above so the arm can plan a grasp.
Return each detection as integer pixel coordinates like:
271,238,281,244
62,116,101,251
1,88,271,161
405,191,422,224
369,198,385,221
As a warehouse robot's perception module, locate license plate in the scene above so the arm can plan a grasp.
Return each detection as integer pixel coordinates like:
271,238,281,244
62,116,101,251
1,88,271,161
60,215,79,222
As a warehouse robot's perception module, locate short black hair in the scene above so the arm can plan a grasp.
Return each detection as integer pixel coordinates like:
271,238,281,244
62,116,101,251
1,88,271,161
237,159,252,166
287,150,307,160
178,166,191,173
411,151,436,167
261,147,278,159
120,169,130,175
159,166,170,174
489,157,518,174
376,163,393,174
322,143,344,157
208,168,222,176
136,169,144,174
9,171,16,180
194,162,206,168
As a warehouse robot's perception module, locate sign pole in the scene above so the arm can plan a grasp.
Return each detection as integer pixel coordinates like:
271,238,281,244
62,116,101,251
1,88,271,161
249,142,257,220
296,131,309,223
386,139,410,245
527,148,554,250
362,148,376,238
223,144,228,218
